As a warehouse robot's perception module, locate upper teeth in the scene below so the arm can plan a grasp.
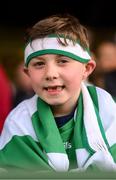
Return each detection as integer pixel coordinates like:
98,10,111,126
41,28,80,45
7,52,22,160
45,86,64,90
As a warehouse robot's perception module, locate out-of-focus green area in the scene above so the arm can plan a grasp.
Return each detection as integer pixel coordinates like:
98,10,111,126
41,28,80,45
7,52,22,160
0,169,116,179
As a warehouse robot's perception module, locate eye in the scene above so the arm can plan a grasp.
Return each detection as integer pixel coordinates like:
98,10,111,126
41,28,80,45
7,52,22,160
58,59,69,64
32,61,45,68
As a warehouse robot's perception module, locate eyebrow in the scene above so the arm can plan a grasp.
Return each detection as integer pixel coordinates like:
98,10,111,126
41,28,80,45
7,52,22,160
34,54,67,60
34,56,45,61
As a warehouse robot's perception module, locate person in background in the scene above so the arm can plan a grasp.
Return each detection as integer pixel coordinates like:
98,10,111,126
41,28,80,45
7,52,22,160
13,61,34,108
0,65,12,133
90,41,116,101
0,14,116,175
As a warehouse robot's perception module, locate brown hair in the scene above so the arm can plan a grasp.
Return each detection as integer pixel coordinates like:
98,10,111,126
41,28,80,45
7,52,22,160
26,14,89,49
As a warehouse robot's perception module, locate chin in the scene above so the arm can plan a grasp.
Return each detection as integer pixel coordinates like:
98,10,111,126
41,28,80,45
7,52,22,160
44,98,64,106
40,95,67,106
46,101,62,106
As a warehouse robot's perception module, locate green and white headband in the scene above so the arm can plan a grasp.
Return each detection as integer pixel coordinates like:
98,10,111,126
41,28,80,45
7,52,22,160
24,35,91,66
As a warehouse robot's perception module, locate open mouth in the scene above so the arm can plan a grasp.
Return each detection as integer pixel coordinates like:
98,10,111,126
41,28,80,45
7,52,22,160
43,85,65,92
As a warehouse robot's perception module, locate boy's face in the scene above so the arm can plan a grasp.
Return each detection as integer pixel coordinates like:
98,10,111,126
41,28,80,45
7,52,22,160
25,54,95,111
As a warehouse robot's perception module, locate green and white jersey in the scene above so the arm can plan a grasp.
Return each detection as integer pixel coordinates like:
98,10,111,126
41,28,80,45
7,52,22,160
0,85,116,172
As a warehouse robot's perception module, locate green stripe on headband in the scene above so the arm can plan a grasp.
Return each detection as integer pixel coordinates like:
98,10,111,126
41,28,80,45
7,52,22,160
25,49,90,67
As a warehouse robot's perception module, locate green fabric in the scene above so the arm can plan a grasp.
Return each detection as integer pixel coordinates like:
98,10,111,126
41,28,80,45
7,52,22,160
0,135,51,171
88,86,110,151
0,86,114,172
87,86,99,112
32,98,66,153
59,118,77,169
110,144,116,162
31,86,110,169
112,96,116,102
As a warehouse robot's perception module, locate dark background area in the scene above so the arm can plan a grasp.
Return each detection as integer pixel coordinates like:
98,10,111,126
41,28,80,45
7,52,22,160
0,0,116,80
0,0,116,28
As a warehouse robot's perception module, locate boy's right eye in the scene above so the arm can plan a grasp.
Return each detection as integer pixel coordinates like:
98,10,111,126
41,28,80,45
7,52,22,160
32,61,45,68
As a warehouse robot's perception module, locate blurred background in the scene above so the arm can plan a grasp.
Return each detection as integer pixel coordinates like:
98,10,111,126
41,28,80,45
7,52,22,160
0,0,116,131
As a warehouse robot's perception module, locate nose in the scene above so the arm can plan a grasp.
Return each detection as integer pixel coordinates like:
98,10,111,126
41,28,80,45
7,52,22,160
45,65,59,81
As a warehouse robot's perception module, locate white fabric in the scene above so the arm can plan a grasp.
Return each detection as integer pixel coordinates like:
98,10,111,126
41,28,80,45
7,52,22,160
47,153,69,171
83,150,116,171
97,87,116,131
75,149,90,168
71,83,116,171
0,96,38,150
25,37,91,63
81,83,108,152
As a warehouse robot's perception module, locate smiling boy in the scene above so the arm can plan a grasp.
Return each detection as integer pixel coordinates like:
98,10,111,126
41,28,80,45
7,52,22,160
0,14,116,173
25,53,94,117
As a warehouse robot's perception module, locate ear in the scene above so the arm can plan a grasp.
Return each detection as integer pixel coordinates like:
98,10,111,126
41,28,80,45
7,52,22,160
23,67,30,77
83,59,96,80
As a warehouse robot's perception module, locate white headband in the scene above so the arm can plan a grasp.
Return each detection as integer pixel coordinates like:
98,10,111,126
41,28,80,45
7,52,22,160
24,36,91,66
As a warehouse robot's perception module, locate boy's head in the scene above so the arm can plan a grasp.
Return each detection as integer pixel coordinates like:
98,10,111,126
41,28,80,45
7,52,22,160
24,14,96,114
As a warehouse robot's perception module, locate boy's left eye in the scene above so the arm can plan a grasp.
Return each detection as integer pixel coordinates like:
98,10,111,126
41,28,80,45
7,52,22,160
58,59,69,64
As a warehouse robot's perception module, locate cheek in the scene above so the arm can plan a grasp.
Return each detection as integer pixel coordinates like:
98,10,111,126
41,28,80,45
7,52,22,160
62,66,85,95
28,71,43,87
63,67,84,85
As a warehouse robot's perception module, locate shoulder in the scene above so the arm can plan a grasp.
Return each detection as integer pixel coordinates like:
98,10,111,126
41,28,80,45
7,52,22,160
96,86,115,102
95,86,116,130
7,94,38,120
1,94,38,136
0,95,38,149
0,95,39,150
96,86,116,112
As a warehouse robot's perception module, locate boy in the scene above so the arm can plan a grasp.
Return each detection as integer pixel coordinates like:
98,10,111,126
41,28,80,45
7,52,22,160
0,14,116,173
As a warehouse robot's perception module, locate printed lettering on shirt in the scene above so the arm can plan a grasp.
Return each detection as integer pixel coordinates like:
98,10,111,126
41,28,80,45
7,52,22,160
63,142,72,149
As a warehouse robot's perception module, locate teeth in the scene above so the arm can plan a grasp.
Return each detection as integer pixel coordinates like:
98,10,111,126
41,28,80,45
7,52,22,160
57,87,62,90
48,86,57,90
44,86,64,91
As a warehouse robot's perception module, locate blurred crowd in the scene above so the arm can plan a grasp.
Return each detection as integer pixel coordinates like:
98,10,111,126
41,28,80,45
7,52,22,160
0,30,116,133
89,40,116,101
0,51,34,133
